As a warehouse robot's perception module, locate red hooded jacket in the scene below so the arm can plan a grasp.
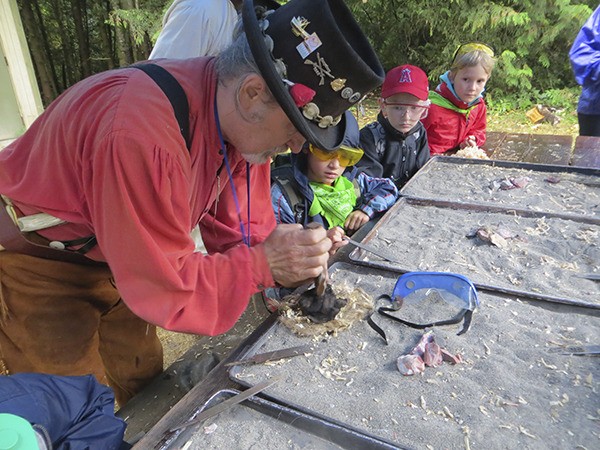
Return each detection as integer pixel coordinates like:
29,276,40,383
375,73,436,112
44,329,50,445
421,78,487,155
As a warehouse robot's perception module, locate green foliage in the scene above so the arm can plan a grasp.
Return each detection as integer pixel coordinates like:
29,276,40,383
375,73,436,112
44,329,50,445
347,0,595,111
109,8,163,46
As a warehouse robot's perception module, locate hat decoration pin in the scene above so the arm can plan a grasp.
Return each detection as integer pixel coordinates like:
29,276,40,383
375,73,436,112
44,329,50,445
242,0,384,151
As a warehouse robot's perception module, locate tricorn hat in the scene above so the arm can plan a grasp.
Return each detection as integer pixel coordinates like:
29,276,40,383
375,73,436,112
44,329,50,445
242,0,384,151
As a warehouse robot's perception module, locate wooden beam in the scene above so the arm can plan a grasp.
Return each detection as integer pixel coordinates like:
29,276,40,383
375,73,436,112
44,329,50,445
0,0,44,130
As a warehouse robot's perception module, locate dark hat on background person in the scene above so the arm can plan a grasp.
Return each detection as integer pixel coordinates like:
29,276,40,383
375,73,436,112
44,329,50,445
381,65,429,101
242,0,384,152
299,110,360,153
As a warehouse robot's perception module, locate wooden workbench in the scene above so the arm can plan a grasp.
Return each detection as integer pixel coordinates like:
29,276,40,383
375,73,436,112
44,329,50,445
132,131,599,449
484,130,600,168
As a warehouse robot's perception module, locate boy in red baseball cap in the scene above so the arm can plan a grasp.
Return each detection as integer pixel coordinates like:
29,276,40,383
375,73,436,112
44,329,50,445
356,64,431,188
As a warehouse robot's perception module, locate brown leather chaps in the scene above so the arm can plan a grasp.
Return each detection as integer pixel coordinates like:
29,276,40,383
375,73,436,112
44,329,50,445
0,252,163,407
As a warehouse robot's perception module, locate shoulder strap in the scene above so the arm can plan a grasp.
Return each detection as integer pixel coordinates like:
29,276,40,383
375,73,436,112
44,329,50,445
367,123,386,150
344,167,362,199
133,63,191,151
271,162,307,224
274,177,302,213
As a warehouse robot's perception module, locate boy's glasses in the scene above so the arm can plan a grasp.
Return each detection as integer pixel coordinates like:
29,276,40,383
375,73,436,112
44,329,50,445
383,101,429,118
452,42,495,63
309,144,364,167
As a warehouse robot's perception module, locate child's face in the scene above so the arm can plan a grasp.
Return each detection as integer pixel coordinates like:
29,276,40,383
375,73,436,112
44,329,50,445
307,151,345,186
380,93,428,134
450,64,490,103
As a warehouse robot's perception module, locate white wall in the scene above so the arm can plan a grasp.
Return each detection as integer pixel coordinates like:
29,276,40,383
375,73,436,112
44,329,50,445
0,0,44,149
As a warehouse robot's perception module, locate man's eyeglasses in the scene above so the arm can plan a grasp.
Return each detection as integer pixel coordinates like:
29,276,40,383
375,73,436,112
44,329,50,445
309,144,364,167
383,101,429,118
452,42,495,64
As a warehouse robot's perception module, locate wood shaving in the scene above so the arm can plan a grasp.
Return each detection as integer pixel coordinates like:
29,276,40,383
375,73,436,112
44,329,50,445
519,426,537,439
278,283,373,337
454,146,490,159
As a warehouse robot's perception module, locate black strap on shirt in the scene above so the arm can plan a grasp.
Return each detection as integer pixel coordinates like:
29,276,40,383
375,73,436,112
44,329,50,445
133,63,191,151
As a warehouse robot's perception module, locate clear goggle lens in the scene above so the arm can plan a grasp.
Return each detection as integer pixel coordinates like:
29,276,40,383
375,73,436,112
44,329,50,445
383,101,429,118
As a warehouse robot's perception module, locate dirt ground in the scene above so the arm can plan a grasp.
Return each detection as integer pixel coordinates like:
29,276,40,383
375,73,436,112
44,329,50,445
157,295,272,369
157,328,202,369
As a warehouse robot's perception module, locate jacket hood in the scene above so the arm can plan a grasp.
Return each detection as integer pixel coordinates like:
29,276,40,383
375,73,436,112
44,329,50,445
438,71,483,109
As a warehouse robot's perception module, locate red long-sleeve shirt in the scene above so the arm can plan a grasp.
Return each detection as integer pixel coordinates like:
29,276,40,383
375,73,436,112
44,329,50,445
0,57,276,335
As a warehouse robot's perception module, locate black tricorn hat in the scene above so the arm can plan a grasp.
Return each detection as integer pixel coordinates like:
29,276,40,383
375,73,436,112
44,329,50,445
242,0,384,151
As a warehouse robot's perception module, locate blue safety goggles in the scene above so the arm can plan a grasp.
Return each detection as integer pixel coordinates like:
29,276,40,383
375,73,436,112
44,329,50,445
393,272,479,311
369,272,479,342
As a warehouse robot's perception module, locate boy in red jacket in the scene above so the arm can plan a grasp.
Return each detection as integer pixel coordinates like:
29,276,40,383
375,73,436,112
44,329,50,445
422,43,496,155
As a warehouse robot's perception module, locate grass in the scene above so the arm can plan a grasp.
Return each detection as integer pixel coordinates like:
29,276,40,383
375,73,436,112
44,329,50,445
354,95,580,137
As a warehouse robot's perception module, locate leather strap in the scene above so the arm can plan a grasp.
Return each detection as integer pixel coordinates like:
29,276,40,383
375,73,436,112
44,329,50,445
0,199,105,266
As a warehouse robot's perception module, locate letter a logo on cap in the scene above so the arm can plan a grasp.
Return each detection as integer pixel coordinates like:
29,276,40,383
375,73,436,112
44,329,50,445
398,68,412,83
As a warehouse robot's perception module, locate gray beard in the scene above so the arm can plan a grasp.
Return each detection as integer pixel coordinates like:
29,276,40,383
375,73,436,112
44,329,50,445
241,152,272,165
240,147,288,165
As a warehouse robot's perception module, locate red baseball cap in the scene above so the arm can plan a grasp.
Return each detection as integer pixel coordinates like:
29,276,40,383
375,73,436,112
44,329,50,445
381,65,429,101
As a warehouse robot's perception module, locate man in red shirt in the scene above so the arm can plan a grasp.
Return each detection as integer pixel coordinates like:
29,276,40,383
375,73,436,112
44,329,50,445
0,0,383,406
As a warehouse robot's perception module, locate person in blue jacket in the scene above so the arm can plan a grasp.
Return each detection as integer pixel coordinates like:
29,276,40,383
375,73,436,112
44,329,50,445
0,373,128,449
271,112,398,235
569,5,600,137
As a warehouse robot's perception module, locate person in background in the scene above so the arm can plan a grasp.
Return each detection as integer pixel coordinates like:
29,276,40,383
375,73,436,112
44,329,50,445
271,112,398,235
421,43,496,155
0,0,384,407
356,64,431,188
149,0,240,59
569,5,600,137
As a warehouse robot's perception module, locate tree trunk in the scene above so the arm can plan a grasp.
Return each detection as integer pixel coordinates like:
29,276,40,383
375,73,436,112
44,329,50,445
110,0,134,67
17,0,57,105
49,0,76,89
71,0,92,78
93,0,117,70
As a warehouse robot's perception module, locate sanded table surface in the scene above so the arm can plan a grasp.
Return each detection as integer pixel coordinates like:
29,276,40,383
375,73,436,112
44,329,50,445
572,135,600,168
132,131,598,448
484,131,575,165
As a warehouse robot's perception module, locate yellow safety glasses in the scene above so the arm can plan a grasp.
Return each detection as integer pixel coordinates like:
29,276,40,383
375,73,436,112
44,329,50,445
452,42,495,63
309,144,364,167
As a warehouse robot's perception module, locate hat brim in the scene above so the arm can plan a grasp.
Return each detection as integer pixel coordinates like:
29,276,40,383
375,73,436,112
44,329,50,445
243,0,348,151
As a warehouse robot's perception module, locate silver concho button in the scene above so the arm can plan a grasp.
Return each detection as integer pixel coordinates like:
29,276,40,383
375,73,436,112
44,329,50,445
264,35,274,53
319,115,334,128
349,92,362,103
340,87,353,99
302,102,320,120
273,59,287,77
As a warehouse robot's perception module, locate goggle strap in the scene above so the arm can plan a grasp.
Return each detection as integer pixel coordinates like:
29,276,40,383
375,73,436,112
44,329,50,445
375,305,471,335
452,42,495,63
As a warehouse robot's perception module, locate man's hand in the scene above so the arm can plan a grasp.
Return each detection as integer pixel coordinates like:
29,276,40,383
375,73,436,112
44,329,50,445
263,224,331,288
459,135,477,149
344,210,369,233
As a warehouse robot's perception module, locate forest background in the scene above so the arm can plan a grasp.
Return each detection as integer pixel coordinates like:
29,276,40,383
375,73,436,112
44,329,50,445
15,0,598,136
